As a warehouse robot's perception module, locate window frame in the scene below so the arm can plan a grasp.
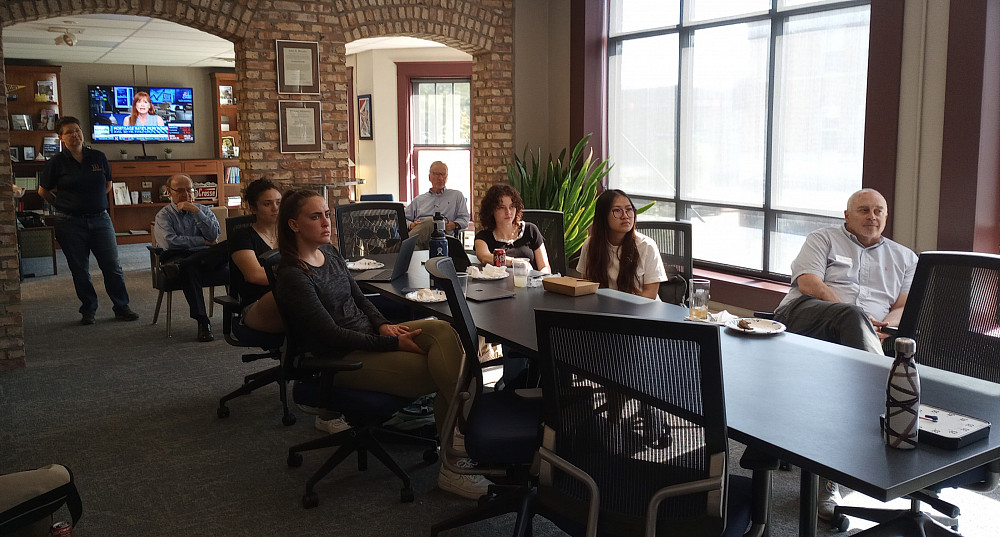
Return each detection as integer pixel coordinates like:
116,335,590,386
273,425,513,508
605,0,874,281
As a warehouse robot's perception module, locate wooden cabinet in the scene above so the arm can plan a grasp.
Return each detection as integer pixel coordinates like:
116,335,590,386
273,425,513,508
5,64,62,163
109,159,224,244
210,72,239,159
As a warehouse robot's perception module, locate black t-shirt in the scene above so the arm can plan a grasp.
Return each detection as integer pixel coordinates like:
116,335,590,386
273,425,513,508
229,226,271,307
39,147,112,214
474,221,544,269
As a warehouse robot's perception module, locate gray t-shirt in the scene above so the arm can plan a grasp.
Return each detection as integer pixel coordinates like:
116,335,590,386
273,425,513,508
778,224,918,321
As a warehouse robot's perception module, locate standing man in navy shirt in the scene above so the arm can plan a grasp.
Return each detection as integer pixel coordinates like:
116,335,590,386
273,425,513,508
38,117,139,325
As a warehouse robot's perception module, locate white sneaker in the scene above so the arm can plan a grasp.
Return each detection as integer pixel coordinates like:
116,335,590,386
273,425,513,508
314,415,351,434
438,458,490,500
818,480,841,520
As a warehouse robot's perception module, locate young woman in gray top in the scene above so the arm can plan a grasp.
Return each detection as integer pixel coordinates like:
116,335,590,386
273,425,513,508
273,189,488,500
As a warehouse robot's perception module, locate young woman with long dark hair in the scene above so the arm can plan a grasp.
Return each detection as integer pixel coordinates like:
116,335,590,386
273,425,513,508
577,189,666,299
228,178,283,333
273,189,488,500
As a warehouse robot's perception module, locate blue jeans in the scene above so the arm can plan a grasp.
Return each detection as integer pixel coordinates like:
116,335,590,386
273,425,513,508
53,211,131,315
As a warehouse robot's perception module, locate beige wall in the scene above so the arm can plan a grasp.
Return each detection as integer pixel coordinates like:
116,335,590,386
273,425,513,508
514,0,571,160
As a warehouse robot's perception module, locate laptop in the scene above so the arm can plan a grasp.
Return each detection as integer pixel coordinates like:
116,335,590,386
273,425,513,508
445,236,472,272
465,284,515,302
352,235,418,282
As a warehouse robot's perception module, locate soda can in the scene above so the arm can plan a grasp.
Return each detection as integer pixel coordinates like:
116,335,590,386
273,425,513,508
51,521,73,537
493,248,506,267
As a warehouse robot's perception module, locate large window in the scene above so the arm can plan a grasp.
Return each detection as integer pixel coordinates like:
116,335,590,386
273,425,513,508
410,78,472,206
608,0,870,279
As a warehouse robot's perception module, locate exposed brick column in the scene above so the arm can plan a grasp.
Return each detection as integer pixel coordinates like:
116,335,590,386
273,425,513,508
0,25,26,371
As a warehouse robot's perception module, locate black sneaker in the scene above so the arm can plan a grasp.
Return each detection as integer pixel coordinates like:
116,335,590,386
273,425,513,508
115,308,139,322
80,312,96,325
197,321,214,342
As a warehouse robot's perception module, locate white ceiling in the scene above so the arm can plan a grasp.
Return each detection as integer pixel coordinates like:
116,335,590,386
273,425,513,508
3,14,446,68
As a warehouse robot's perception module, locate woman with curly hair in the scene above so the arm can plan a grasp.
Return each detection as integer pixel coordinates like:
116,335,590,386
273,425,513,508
473,184,551,273
577,189,666,299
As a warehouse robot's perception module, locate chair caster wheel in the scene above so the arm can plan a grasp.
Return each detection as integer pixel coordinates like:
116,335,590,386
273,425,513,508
401,487,415,503
287,452,303,467
829,514,849,532
303,491,319,509
423,448,439,464
217,406,230,418
282,413,296,426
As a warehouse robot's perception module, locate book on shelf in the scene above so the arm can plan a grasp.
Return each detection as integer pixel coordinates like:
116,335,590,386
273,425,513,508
220,115,230,131
42,137,61,159
226,196,242,208
128,230,150,235
112,183,131,205
224,166,241,183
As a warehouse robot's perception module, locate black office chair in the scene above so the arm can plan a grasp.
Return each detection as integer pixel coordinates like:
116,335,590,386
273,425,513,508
0,464,82,536
427,256,543,536
530,309,764,537
636,220,694,305
147,243,229,337
834,251,1000,536
334,201,408,258
522,209,567,275
259,249,438,508
212,215,291,425
360,193,394,201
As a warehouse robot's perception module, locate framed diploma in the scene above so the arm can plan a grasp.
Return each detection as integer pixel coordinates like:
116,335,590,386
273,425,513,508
279,100,323,153
276,40,321,94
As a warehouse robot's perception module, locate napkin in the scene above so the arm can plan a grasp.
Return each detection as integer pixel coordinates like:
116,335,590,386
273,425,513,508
468,265,508,278
685,309,740,325
413,288,445,301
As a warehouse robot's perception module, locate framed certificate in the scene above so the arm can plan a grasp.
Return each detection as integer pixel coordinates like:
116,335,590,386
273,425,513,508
276,40,320,94
279,100,322,153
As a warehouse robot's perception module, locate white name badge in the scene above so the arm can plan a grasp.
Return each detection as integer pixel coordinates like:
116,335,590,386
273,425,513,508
834,255,853,266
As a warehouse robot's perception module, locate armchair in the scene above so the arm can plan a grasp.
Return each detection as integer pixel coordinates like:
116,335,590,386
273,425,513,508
530,309,763,537
213,215,291,425
259,249,438,509
834,251,1000,536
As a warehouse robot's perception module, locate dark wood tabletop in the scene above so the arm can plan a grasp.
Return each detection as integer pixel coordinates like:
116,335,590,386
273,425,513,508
355,250,1000,537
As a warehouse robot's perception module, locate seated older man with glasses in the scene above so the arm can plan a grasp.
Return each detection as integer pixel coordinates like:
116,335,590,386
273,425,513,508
153,173,227,342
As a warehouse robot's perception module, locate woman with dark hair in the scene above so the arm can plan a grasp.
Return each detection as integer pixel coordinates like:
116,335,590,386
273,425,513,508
122,91,165,126
273,189,488,500
228,178,283,333
577,189,667,299
473,184,551,273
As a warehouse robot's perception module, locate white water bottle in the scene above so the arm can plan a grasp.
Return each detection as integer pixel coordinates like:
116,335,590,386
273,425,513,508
884,337,920,449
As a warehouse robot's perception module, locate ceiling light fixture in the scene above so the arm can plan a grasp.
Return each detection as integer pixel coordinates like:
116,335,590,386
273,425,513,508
48,27,82,47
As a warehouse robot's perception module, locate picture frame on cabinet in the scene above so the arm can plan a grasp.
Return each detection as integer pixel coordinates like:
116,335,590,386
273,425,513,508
22,146,36,161
10,147,19,163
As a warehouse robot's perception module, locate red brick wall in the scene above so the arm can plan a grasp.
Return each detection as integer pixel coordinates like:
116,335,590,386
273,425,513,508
0,0,515,369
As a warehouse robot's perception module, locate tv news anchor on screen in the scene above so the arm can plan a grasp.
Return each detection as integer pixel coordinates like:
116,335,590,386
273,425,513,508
122,91,165,127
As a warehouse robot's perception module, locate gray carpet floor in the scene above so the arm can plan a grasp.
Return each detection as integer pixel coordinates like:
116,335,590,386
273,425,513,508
3,244,999,536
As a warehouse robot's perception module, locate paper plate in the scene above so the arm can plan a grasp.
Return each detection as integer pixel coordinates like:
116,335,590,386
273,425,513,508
725,318,786,335
468,267,508,280
405,289,447,303
347,260,384,271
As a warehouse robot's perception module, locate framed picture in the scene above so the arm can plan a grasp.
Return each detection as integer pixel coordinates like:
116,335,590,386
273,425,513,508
219,85,234,105
358,94,373,140
22,146,36,161
278,100,322,153
276,40,320,94
9,147,19,163
10,114,32,131
221,136,235,158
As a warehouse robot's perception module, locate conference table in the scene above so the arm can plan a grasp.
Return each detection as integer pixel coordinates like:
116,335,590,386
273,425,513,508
356,252,1000,537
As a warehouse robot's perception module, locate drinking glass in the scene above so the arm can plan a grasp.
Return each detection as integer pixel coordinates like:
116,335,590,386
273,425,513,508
512,259,529,288
688,278,710,319
457,272,469,296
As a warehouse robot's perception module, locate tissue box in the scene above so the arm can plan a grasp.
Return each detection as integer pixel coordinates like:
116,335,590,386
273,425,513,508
542,277,599,296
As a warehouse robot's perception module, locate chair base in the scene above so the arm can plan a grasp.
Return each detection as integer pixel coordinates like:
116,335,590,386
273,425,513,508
287,423,437,508
431,482,535,537
216,365,295,426
835,506,959,537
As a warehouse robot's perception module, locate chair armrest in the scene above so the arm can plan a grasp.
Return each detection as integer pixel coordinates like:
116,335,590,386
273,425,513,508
213,295,241,311
538,446,600,537
646,475,724,537
514,388,543,400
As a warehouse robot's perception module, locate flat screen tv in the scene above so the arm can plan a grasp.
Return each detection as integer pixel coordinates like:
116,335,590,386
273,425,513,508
88,85,194,143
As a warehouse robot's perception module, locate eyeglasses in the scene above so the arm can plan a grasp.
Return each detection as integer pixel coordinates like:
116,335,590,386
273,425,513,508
611,207,635,219
169,187,197,194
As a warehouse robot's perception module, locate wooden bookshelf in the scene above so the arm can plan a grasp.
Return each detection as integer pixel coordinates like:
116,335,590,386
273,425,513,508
5,64,62,163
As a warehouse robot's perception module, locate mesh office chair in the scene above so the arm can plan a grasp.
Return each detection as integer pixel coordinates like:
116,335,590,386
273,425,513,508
359,193,394,201
522,209,567,275
259,250,438,508
212,215,291,425
635,221,694,305
427,256,543,536
530,309,762,537
834,251,1000,536
334,201,408,258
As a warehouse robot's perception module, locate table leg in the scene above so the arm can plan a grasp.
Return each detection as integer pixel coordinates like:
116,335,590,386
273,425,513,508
799,469,818,537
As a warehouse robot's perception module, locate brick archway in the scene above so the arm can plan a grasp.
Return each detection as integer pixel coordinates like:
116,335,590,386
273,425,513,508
0,0,514,369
